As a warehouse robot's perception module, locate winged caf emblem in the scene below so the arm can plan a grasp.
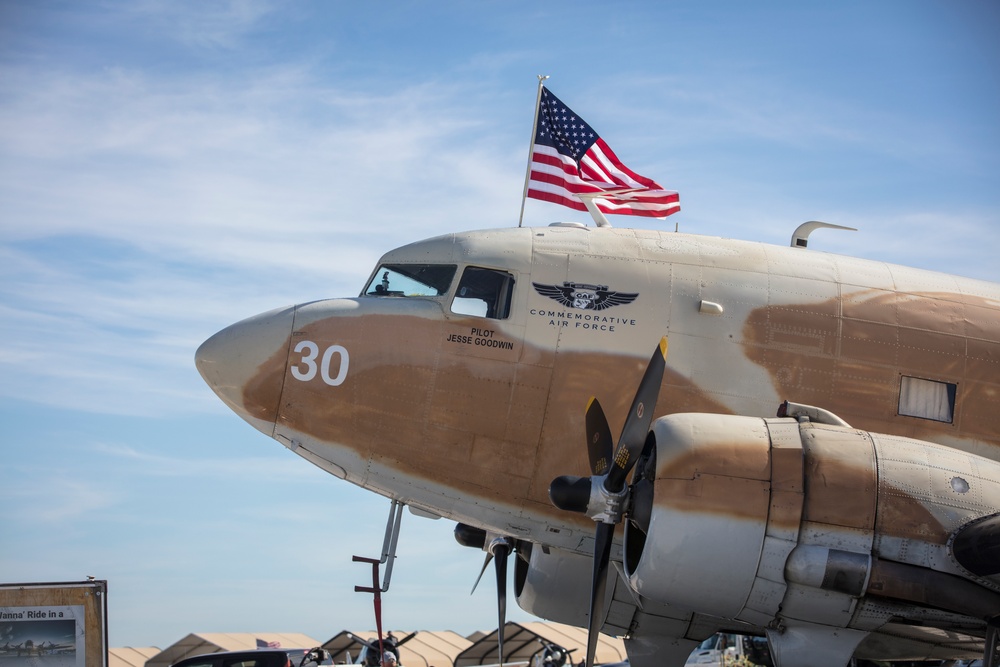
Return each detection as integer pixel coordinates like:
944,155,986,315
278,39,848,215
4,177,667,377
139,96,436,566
532,282,639,311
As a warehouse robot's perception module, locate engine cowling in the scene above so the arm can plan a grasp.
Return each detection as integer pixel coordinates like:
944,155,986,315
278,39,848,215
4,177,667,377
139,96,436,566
624,413,773,617
514,541,594,628
623,412,1000,628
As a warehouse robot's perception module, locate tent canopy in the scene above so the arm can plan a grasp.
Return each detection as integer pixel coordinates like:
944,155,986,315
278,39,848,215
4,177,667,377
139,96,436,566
144,632,322,667
454,622,627,667
322,630,472,667
110,647,161,667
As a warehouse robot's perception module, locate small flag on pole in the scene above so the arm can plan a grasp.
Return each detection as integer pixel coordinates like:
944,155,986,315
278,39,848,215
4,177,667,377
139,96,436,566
526,87,679,219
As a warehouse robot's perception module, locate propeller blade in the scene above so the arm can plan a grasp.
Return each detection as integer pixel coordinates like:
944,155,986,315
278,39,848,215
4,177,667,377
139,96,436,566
494,541,511,667
586,522,615,667
471,553,494,594
605,337,667,492
586,397,614,476
550,338,670,667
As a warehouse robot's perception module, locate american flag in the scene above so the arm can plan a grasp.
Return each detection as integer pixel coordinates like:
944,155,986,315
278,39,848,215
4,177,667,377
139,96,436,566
527,87,679,218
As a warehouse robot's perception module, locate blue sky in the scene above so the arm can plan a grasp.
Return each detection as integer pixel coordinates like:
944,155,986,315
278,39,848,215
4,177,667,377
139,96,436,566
1,0,998,651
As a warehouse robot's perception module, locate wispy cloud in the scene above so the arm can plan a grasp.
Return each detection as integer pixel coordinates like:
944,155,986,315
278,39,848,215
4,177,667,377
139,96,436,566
93,440,319,479
110,0,285,52
2,476,116,523
0,53,529,416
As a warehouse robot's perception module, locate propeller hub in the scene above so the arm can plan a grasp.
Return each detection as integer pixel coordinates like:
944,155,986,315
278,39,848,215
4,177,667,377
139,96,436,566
549,474,628,525
487,536,513,556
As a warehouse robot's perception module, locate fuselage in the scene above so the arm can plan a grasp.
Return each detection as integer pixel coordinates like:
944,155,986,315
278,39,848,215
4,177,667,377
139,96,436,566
196,224,1000,552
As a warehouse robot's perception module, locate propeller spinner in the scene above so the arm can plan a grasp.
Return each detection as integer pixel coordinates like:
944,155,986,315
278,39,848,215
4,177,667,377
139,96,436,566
548,337,668,667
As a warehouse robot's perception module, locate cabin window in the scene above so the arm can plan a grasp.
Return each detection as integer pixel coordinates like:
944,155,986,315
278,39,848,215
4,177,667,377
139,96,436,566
363,264,457,297
898,376,956,423
451,266,515,319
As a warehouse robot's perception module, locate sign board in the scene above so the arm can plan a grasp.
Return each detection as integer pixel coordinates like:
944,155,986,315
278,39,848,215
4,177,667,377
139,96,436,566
0,580,108,667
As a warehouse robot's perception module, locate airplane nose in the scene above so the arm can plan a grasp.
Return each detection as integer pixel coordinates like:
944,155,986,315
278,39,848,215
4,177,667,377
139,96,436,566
195,305,295,436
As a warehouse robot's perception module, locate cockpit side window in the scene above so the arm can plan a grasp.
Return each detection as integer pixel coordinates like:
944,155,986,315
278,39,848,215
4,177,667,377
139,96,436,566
363,264,457,297
451,266,515,320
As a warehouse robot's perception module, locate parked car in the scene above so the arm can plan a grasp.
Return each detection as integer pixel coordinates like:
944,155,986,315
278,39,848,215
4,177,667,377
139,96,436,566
171,648,332,667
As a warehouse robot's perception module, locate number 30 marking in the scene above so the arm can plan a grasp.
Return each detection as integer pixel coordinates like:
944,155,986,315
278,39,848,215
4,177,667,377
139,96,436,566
290,340,350,386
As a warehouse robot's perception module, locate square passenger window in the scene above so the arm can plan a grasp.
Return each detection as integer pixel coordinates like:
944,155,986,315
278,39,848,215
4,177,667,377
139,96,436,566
898,376,956,423
451,267,515,319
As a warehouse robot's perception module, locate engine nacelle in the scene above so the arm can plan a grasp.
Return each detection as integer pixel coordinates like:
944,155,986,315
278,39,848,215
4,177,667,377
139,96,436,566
624,412,1000,627
625,414,772,617
514,542,593,628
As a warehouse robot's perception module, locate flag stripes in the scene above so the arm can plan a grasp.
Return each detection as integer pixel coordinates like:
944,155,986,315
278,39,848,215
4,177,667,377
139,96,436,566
526,88,679,219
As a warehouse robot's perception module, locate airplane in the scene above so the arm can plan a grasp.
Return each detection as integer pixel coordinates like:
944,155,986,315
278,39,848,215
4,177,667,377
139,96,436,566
0,638,73,657
346,631,415,666
538,640,578,666
196,219,1000,667
35,639,75,654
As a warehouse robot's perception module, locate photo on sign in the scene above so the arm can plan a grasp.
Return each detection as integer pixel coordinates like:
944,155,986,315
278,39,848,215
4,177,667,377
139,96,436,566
0,612,83,667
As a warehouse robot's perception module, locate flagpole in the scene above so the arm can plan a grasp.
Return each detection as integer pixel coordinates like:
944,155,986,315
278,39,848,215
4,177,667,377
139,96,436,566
518,75,549,228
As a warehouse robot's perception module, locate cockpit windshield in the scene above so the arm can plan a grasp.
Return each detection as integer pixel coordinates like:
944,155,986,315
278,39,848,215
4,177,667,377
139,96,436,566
363,264,457,297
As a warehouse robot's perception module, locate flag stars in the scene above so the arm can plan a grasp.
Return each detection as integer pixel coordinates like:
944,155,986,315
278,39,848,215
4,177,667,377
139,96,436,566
536,90,602,159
